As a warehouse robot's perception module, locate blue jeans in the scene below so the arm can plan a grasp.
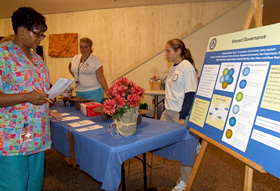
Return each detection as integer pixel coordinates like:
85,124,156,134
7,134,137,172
76,87,104,103
0,152,44,191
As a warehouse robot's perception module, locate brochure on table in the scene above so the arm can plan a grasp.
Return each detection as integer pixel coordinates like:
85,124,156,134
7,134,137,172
187,23,280,179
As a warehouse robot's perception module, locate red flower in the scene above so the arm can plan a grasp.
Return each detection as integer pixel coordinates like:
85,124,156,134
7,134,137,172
117,85,128,97
127,94,139,107
103,99,116,115
130,86,144,97
114,95,126,109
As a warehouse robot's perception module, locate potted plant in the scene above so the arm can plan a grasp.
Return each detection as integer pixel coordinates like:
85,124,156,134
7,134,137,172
103,77,144,136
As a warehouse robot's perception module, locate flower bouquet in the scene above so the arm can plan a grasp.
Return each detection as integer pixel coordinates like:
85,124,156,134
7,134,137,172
103,77,144,136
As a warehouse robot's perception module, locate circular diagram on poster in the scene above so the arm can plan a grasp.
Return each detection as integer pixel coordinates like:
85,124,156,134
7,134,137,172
223,68,229,76
228,76,234,85
236,92,243,102
226,129,233,139
229,68,235,75
229,117,236,126
220,67,235,89
224,73,230,82
232,104,240,114
242,67,250,76
220,75,225,83
239,79,247,89
222,81,228,89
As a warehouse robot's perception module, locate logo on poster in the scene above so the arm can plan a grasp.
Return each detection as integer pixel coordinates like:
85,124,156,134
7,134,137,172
209,38,217,50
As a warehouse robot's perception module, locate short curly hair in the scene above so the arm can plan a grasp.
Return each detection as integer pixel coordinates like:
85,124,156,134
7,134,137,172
12,7,47,34
80,37,93,53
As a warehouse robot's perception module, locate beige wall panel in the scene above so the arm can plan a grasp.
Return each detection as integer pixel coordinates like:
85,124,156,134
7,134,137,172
105,1,243,83
125,1,250,117
0,1,243,86
0,19,13,35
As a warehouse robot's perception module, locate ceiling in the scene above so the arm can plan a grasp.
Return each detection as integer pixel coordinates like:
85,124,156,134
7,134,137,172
0,0,220,19
0,0,279,25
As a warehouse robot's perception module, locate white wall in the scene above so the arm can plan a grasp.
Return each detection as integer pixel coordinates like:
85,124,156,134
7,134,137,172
124,1,250,117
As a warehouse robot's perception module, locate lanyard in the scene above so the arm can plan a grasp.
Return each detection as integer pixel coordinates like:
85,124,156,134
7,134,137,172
77,54,90,78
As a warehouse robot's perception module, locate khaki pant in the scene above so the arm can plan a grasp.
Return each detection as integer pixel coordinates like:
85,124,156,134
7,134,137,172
160,109,192,184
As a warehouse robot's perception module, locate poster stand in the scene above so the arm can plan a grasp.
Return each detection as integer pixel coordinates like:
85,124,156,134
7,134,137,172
186,129,266,191
185,1,267,191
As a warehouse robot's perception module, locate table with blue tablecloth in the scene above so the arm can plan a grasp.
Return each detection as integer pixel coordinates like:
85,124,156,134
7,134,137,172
50,102,198,191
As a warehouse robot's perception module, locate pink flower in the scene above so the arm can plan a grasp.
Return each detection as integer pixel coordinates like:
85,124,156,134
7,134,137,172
111,85,120,97
130,86,144,97
119,77,129,85
114,96,126,108
117,85,128,97
103,99,116,115
127,94,139,107
107,88,113,97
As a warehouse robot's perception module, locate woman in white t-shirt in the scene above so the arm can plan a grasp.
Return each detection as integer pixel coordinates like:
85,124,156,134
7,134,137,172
69,37,109,103
160,38,198,191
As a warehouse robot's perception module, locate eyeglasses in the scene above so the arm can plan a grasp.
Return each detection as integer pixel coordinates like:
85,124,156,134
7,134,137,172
30,30,46,39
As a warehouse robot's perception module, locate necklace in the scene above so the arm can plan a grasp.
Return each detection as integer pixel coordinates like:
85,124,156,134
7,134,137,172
76,54,90,86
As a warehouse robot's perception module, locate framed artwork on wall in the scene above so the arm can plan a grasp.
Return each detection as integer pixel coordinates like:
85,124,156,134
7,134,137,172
48,33,78,57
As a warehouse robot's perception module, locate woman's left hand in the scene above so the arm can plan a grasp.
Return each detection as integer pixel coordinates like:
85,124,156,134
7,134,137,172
50,110,63,121
61,87,73,98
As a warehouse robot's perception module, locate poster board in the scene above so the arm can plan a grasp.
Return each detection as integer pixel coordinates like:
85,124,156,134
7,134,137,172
187,23,280,180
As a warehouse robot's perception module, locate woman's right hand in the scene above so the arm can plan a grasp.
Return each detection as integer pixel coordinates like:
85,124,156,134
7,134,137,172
0,91,48,107
27,91,48,105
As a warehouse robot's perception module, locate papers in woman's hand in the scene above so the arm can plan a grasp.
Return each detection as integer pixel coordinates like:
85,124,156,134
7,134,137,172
48,78,74,99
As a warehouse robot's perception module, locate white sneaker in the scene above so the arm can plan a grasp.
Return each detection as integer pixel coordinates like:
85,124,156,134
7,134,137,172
172,180,186,191
196,143,201,155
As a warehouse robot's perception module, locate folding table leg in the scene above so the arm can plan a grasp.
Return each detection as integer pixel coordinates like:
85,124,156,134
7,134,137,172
66,132,77,169
143,153,147,190
122,154,157,191
121,163,126,191
143,153,158,191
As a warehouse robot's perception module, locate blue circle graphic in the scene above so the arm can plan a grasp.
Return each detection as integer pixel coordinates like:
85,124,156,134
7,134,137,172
229,117,236,126
220,75,225,83
224,74,231,82
229,68,235,75
228,76,234,85
243,67,250,76
239,79,247,89
232,105,240,114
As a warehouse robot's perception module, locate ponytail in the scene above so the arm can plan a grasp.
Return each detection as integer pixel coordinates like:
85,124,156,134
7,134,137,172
184,48,197,73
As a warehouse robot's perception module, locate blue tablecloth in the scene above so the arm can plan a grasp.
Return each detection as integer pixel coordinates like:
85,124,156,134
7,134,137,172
50,102,198,191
